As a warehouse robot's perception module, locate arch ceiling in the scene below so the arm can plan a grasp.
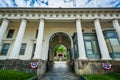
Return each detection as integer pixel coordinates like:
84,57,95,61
49,32,71,50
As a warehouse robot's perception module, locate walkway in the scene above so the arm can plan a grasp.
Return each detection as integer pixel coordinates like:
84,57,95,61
40,61,81,80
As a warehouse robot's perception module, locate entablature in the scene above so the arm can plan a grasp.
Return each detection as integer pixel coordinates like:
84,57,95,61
0,8,120,20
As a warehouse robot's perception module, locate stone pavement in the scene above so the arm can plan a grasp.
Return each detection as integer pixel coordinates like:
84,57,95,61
40,61,81,80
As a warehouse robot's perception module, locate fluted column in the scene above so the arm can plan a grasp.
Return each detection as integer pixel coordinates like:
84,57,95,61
0,19,9,45
112,19,120,40
94,19,112,60
33,19,44,60
76,19,87,60
8,19,27,59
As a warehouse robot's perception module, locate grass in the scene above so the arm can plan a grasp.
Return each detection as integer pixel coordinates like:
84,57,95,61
0,70,35,80
83,72,120,80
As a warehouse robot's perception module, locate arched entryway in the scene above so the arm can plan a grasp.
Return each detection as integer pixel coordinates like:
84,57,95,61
39,32,81,80
47,32,74,71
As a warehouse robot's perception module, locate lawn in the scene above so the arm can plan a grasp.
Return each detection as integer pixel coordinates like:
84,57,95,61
0,70,35,80
83,72,120,80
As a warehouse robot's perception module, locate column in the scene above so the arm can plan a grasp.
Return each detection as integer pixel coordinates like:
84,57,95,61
0,19,9,45
94,19,112,60
42,38,49,60
76,19,87,60
33,19,44,59
112,19,120,40
8,19,27,59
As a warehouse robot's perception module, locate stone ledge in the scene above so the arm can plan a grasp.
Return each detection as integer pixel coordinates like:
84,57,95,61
74,60,120,75
0,59,38,73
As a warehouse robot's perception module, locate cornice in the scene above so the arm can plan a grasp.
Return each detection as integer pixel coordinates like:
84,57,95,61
0,8,120,14
0,8,120,20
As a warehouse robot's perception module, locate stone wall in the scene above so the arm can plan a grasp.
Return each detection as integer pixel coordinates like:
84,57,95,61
0,60,37,73
74,60,120,75
0,59,53,76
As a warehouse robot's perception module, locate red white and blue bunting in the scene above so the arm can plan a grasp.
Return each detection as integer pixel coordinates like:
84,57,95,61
102,63,112,70
30,62,38,69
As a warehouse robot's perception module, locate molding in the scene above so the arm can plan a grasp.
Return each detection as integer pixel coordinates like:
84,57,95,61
0,8,120,21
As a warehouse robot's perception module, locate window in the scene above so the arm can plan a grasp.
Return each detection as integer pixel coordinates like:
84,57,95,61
6,29,14,38
74,42,79,58
31,43,36,58
109,38,120,53
32,43,36,53
104,30,120,53
19,43,26,55
104,30,120,58
84,34,100,55
83,33,101,59
1,43,10,55
85,41,93,54
35,29,38,38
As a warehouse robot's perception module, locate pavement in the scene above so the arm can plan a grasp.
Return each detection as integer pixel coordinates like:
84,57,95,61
39,61,81,80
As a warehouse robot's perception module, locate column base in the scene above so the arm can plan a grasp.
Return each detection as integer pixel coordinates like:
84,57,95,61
37,60,47,77
101,57,112,60
33,56,41,60
7,56,19,60
78,57,88,60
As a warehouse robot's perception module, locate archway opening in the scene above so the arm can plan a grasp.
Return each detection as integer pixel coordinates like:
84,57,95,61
47,32,74,71
54,44,67,61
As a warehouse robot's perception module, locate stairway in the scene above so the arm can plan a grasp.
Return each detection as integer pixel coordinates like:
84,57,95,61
40,61,81,80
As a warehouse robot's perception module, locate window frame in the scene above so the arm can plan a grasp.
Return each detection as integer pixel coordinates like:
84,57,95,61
103,29,120,58
1,43,10,55
83,33,101,59
35,29,38,39
6,29,15,38
19,43,27,55
31,43,36,58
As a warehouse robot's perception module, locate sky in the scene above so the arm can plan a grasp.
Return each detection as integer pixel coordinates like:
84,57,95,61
0,0,120,8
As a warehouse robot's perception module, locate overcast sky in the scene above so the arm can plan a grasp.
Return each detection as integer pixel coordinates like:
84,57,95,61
0,0,120,8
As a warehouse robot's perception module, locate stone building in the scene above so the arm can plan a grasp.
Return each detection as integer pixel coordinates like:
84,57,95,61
0,8,120,75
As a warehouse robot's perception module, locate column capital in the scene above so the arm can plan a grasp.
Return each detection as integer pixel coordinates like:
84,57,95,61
39,18,45,23
94,18,101,21
112,19,118,22
112,18,118,20
2,18,9,22
75,18,81,21
39,18,45,20
20,18,27,21
76,19,82,24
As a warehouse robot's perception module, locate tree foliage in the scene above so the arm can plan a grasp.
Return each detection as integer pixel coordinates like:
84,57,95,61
54,44,67,57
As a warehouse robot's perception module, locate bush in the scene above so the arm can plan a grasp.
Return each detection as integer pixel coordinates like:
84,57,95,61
0,70,35,80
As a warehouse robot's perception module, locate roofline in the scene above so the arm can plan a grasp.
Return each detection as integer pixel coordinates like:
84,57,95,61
0,7,120,10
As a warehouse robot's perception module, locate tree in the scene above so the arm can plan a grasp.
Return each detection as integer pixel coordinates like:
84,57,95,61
54,44,67,57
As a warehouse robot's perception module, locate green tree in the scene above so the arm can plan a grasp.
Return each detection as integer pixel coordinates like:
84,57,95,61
54,44,67,57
